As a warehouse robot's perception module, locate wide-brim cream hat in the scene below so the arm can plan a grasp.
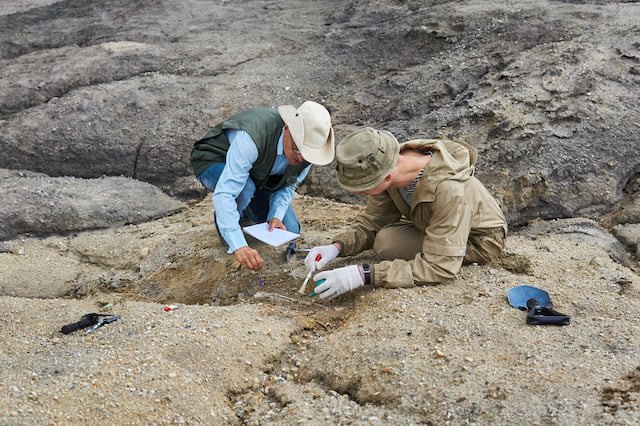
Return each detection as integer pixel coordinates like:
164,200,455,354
278,101,335,165
336,127,400,192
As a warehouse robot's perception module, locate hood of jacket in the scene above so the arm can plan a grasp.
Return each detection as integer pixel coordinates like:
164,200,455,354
399,138,477,203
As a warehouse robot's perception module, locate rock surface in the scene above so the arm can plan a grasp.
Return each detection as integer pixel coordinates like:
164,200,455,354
1,0,639,228
0,169,186,241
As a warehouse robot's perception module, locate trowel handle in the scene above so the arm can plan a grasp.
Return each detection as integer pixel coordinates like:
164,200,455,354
526,299,571,326
61,313,99,334
526,298,544,310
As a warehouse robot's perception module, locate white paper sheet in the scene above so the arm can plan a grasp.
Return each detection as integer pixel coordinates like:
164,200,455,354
242,222,299,247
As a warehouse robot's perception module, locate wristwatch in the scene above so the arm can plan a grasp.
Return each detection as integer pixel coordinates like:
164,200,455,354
362,263,371,285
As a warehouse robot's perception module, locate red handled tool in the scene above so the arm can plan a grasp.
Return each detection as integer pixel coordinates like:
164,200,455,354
298,254,321,294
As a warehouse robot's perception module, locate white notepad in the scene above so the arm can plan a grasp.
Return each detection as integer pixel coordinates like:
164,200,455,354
242,222,299,247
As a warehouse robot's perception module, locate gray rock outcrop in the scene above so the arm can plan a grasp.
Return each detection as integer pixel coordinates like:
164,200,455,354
1,0,638,238
0,169,185,240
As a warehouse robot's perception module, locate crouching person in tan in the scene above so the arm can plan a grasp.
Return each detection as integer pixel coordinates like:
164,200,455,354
306,127,507,299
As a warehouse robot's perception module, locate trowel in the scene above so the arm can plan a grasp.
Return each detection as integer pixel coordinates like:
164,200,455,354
507,285,571,326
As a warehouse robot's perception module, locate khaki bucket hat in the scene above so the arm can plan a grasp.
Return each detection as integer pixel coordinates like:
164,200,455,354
278,101,335,165
336,127,400,192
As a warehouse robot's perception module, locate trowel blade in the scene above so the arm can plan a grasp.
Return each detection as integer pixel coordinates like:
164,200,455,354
507,285,552,310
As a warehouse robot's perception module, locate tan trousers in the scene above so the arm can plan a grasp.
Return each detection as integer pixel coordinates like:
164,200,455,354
373,221,506,264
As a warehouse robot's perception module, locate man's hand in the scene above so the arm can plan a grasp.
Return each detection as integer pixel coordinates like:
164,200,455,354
305,244,339,271
268,218,285,231
234,246,264,271
312,265,364,300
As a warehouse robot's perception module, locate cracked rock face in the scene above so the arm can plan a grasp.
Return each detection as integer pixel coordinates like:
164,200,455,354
1,0,639,236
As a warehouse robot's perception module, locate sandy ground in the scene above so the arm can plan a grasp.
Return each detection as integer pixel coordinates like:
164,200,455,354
1,195,639,425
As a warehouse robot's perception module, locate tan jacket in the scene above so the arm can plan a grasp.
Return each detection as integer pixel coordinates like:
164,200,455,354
334,139,507,288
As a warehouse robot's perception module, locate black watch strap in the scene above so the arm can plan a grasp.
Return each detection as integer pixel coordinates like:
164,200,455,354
362,263,371,285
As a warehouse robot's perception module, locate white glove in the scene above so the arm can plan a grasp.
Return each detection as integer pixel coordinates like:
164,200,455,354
304,244,339,272
312,265,364,300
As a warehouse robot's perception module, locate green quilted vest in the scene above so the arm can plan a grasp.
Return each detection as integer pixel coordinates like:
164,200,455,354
190,108,309,191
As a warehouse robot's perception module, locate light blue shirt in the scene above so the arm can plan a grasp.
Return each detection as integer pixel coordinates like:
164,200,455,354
213,129,310,253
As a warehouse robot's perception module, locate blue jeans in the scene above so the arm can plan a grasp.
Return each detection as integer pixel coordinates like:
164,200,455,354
198,163,301,233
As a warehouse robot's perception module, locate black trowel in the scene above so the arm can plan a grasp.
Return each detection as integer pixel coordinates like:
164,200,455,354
507,285,571,326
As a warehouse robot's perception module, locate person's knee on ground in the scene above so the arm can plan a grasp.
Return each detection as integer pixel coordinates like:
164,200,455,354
463,231,506,265
281,205,301,234
373,223,423,260
198,163,226,192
